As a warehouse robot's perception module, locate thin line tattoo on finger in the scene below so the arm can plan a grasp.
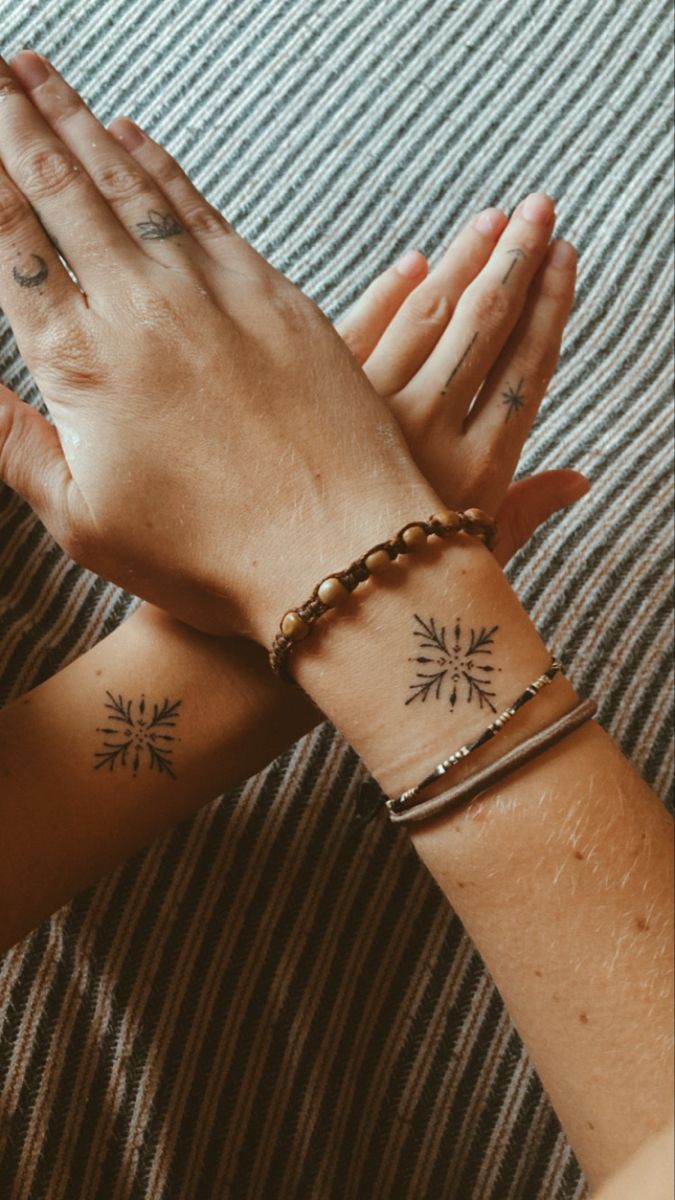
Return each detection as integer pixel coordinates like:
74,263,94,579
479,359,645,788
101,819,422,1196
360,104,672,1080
441,331,479,394
407,614,499,711
136,209,184,240
94,691,181,778
501,247,527,285
502,378,525,421
12,254,49,289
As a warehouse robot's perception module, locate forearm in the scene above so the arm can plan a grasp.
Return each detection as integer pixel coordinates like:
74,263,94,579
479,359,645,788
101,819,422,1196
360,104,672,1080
291,527,674,1190
0,604,317,953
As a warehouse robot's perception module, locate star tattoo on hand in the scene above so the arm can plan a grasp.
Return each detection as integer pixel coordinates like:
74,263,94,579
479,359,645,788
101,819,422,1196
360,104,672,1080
502,378,525,422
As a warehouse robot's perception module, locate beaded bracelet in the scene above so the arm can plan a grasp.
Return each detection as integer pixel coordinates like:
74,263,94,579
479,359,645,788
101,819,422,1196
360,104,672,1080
354,657,562,825
389,658,563,814
270,508,496,680
388,698,597,825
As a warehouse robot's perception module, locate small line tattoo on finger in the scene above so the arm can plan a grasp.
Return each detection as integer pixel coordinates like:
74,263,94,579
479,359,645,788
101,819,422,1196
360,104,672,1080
501,247,527,285
502,378,525,421
136,209,184,240
12,254,49,289
442,331,479,394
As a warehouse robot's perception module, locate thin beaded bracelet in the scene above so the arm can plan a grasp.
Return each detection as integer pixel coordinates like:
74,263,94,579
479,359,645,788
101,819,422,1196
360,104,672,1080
388,698,597,825
354,657,562,825
270,508,496,680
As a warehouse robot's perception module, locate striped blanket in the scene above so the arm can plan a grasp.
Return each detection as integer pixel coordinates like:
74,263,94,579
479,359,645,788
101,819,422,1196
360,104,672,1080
1,1,673,1197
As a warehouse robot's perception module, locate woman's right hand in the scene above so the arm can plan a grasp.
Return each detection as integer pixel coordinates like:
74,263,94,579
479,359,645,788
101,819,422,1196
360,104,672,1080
0,52,563,647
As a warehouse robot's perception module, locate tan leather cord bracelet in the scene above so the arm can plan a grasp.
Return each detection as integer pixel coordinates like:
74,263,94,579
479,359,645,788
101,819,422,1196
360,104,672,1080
388,697,597,825
269,507,496,680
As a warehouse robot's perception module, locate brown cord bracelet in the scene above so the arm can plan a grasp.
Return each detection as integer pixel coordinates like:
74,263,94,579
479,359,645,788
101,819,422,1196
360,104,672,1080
269,508,497,680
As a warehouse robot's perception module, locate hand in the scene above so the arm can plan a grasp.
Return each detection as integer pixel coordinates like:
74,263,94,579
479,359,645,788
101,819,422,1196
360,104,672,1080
335,223,587,565
0,53,560,644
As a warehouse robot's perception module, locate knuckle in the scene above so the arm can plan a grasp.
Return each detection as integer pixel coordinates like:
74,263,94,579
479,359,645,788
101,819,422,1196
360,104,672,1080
183,203,231,239
17,147,80,202
0,72,22,99
0,181,29,236
149,154,184,190
126,282,182,330
96,161,149,203
472,284,510,327
39,320,107,389
404,289,451,327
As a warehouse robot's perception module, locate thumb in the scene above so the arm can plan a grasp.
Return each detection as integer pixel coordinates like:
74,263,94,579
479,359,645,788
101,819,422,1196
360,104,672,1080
493,469,591,566
0,384,85,550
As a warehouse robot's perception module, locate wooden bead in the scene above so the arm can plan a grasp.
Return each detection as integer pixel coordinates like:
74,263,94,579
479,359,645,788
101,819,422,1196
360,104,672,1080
364,549,392,574
402,524,428,550
318,577,349,607
464,507,490,525
281,611,310,640
432,509,462,530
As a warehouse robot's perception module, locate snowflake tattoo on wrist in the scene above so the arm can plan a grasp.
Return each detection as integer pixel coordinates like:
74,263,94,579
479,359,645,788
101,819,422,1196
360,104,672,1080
94,692,181,778
406,615,499,712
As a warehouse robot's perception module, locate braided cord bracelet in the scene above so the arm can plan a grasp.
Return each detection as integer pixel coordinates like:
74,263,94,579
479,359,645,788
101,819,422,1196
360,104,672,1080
270,507,496,680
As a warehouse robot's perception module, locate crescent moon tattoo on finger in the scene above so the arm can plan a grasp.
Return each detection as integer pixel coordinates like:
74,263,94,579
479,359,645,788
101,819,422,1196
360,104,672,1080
12,254,49,289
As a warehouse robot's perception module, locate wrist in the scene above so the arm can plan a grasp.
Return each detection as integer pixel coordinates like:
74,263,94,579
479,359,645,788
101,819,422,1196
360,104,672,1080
289,533,575,799
248,470,442,647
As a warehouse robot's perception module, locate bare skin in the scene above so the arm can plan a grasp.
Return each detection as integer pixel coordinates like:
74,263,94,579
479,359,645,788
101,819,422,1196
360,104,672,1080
0,51,672,1191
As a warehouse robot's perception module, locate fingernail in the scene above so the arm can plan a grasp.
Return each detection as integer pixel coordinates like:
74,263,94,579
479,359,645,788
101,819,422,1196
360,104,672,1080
473,207,506,237
395,249,426,279
561,474,591,502
12,49,50,89
548,240,576,269
109,116,145,152
520,192,555,225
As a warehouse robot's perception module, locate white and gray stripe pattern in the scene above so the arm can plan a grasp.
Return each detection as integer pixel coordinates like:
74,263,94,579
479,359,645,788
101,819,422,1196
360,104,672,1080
0,1,672,1197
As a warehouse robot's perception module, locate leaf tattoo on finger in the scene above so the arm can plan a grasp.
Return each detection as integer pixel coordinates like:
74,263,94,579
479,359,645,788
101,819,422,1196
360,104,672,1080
136,210,184,240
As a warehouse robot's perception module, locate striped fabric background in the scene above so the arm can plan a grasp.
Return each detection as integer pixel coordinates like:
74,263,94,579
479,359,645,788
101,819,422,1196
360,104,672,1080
0,1,673,1198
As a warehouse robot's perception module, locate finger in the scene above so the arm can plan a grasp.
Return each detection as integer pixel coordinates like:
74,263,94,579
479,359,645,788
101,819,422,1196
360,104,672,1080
334,251,427,365
0,56,138,289
466,240,577,499
363,207,508,395
108,116,261,271
492,470,591,566
10,52,197,270
405,192,556,424
0,161,81,341
0,384,89,548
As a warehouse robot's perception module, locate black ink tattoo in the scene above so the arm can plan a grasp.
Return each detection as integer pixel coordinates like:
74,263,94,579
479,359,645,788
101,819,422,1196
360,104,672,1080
501,247,527,285
136,210,184,240
441,331,479,393
12,254,49,289
407,615,499,712
502,378,525,421
94,692,181,778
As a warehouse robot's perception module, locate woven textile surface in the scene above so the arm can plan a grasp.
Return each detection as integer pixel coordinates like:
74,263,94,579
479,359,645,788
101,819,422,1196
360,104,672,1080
0,1,673,1198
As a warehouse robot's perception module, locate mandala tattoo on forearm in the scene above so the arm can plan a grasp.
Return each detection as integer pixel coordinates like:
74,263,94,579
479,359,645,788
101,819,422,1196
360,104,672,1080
12,254,49,288
136,209,184,240
502,377,525,421
407,614,499,712
94,692,181,778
